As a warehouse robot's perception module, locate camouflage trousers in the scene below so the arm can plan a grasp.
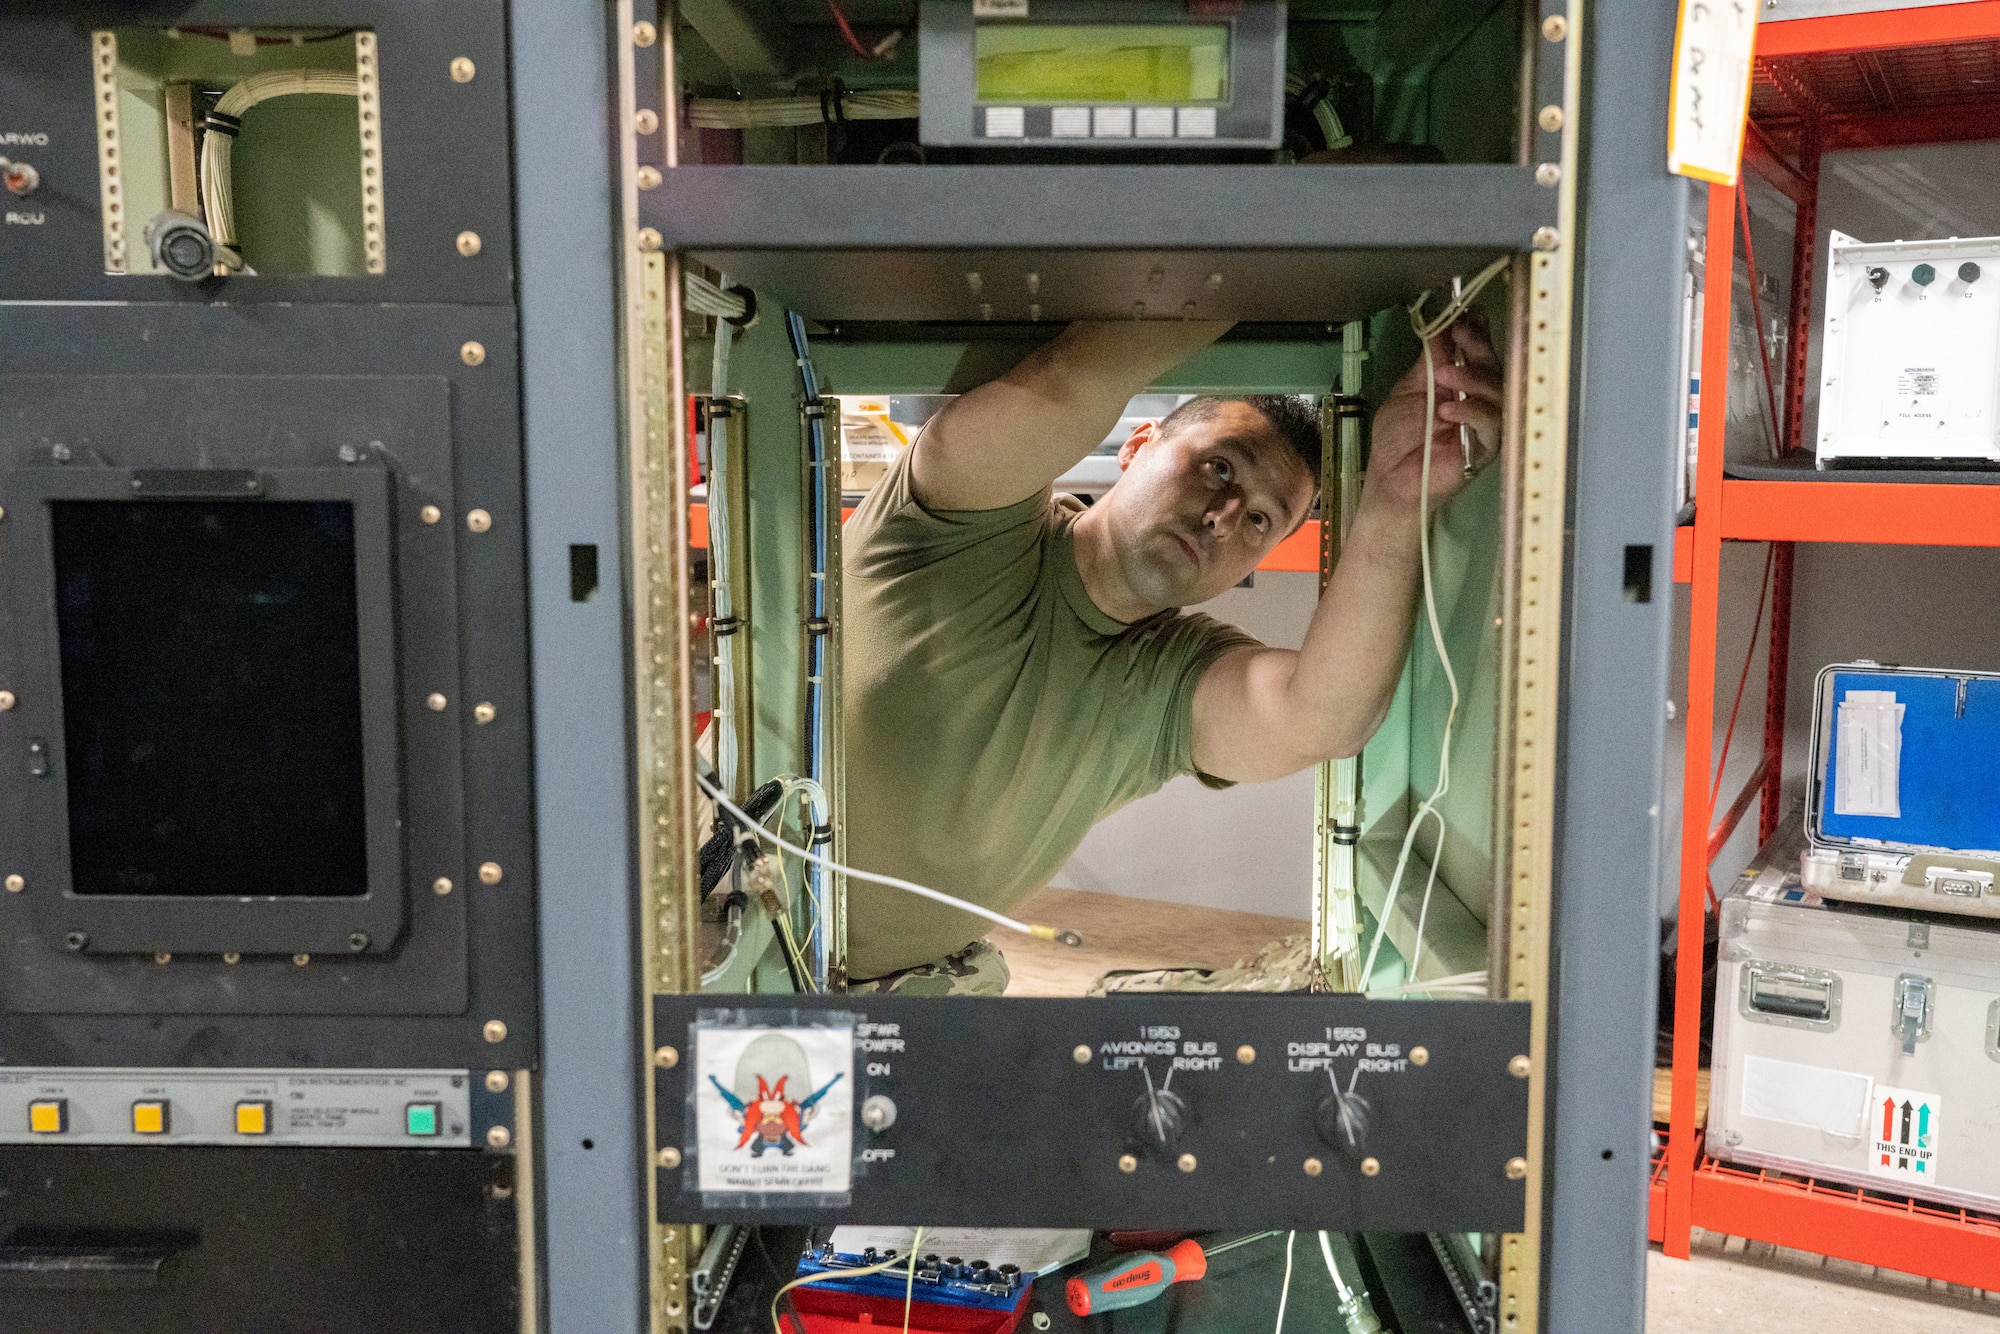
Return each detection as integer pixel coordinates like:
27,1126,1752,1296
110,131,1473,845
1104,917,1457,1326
848,939,1010,997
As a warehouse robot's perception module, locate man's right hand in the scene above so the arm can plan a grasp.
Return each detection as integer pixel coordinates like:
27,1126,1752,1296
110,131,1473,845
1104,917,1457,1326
911,319,1233,512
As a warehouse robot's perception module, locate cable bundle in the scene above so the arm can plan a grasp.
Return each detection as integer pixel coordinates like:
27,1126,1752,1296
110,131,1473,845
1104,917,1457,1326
199,69,361,266
687,89,918,129
684,271,749,322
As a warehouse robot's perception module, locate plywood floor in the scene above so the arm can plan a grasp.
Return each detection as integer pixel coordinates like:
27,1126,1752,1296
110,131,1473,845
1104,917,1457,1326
992,887,1998,1329
990,885,1306,996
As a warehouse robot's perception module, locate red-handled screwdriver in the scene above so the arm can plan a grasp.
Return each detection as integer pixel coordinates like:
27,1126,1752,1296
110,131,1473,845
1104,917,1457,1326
1065,1231,1280,1316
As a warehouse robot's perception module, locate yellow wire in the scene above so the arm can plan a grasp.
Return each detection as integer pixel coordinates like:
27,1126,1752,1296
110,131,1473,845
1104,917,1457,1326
769,1228,926,1334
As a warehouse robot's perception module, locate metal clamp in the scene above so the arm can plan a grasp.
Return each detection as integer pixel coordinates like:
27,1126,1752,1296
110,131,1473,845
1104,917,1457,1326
1892,973,1934,1055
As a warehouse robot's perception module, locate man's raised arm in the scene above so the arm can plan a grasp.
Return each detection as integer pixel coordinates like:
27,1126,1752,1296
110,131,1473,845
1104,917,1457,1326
910,319,1233,512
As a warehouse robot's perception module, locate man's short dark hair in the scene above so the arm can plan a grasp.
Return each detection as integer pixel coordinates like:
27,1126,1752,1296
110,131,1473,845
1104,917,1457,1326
1157,394,1322,486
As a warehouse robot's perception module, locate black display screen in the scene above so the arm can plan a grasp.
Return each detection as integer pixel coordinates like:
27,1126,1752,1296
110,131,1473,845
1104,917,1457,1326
51,501,369,897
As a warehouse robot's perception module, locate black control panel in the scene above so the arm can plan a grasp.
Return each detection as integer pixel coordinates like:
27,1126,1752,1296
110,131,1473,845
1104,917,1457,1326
654,994,1531,1232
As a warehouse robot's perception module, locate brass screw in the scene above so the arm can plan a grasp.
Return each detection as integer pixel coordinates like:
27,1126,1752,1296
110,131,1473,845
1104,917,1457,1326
1303,1157,1323,1177
658,1146,683,1168
450,56,476,83
1505,1156,1529,1180
484,1019,508,1043
487,1125,512,1150
293,952,311,966
1117,1154,1138,1174
633,20,658,46
1235,1044,1256,1065
434,876,454,896
1537,105,1564,133
1410,1046,1429,1067
1360,1157,1381,1177
655,1045,680,1069
3,874,22,893
1508,1054,1532,1079
427,692,449,712
1072,1044,1092,1064
637,165,662,190
0,690,14,710
466,508,493,533
473,702,496,725
1177,1153,1197,1173
636,227,663,253
420,504,442,525
456,230,482,257
635,109,660,135
1532,226,1562,252
460,340,486,366
486,1070,509,1093
479,861,503,885
1541,13,1568,41
1536,162,1561,187
223,951,240,964
154,951,171,964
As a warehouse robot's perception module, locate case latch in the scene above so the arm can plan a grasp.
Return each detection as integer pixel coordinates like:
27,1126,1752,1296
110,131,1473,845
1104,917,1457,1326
1893,974,1934,1055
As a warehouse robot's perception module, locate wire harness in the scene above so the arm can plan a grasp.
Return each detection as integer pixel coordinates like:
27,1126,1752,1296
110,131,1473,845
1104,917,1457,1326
198,69,362,269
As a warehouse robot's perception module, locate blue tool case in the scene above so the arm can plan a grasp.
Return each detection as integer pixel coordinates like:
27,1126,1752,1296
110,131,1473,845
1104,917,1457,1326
1801,662,2000,917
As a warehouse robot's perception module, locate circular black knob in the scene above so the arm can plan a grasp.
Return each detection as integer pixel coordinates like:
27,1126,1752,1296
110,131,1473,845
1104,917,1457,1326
1129,1088,1188,1152
1867,266,1890,290
1315,1088,1373,1158
1913,263,1937,286
1961,262,1983,284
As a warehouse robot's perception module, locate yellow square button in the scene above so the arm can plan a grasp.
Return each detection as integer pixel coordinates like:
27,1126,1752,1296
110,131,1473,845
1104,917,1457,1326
234,1100,270,1136
132,1100,168,1135
28,1099,66,1134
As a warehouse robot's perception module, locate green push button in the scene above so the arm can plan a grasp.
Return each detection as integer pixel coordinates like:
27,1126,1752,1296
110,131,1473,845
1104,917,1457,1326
405,1102,440,1137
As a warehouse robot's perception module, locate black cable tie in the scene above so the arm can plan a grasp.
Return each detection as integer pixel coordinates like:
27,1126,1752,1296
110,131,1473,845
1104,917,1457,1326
711,615,742,636
809,824,834,847
806,617,831,635
705,398,736,420
1332,395,1368,419
203,111,243,137
801,402,829,419
722,284,758,329
825,78,846,128
1330,824,1361,847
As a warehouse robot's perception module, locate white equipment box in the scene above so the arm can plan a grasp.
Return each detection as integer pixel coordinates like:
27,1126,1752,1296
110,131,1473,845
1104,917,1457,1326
1817,230,2000,467
1800,662,2000,919
1710,825,2000,1214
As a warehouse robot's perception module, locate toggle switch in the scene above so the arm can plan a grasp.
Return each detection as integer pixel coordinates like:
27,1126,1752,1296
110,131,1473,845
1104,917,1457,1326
0,159,37,196
1315,1087,1372,1159
1130,1087,1187,1154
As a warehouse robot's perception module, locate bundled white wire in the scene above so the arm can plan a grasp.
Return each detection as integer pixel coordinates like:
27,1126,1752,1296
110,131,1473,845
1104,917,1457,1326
697,773,1080,945
199,70,360,260
705,274,743,792
689,89,919,129
1273,1230,1297,1333
1356,256,1511,993
1365,970,1490,999
685,271,749,322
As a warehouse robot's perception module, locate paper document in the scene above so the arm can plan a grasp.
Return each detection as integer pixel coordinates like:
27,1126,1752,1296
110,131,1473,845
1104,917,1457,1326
1835,689,1903,818
826,1227,1090,1277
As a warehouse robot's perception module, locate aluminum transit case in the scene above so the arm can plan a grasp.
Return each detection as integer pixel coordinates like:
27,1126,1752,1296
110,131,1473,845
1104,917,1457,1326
1816,230,2000,467
1709,825,2000,1213
1798,662,2000,920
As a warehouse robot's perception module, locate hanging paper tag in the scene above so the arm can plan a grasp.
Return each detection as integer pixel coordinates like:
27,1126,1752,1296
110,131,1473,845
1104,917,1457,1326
1667,0,1760,185
1835,689,1903,818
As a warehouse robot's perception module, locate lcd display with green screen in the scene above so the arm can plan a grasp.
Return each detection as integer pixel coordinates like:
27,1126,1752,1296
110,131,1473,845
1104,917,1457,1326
974,25,1229,105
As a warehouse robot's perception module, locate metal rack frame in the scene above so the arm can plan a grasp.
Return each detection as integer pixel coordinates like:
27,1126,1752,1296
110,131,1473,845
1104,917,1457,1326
524,2,1690,1328
1658,0,2000,1288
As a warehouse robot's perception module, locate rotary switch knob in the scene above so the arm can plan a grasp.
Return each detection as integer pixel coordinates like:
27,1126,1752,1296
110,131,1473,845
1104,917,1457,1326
1315,1087,1372,1159
1130,1087,1187,1155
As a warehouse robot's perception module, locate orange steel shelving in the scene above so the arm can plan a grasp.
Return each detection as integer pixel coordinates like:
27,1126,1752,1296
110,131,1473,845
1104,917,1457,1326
1660,0,2000,1280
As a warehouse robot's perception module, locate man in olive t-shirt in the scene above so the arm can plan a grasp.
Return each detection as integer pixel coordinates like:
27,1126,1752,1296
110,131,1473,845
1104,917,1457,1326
842,318,1500,989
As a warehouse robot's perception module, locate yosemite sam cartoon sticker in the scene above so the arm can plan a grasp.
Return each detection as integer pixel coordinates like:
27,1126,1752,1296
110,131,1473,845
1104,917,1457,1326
695,1023,854,1196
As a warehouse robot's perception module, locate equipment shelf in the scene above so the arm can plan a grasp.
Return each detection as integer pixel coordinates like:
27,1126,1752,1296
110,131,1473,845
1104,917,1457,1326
1660,0,2000,1279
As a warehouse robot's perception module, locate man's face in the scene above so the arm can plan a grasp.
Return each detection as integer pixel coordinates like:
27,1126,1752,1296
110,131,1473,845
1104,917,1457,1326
1098,401,1317,610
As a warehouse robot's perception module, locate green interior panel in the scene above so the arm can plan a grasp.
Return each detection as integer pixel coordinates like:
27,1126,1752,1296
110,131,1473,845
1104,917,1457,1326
109,29,368,277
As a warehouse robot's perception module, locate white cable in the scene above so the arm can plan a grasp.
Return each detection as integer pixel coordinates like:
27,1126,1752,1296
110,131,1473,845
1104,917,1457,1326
689,89,919,129
686,271,749,321
696,773,1078,944
1317,1232,1355,1303
1357,257,1509,992
1273,1230,1297,1334
198,69,361,258
708,280,740,791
